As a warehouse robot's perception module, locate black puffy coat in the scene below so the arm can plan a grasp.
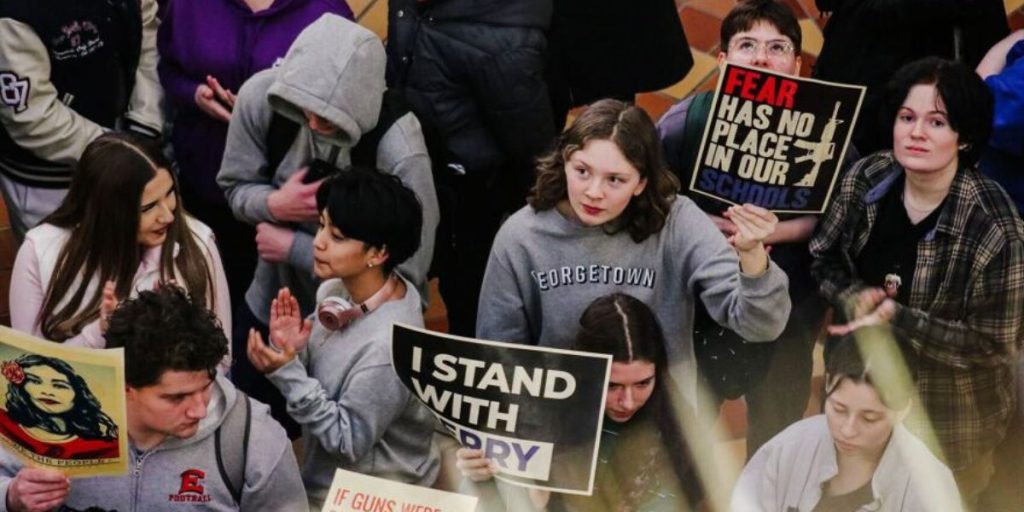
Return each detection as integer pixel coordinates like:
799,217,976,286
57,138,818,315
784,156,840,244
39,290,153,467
814,0,1009,154
546,0,693,122
385,0,555,198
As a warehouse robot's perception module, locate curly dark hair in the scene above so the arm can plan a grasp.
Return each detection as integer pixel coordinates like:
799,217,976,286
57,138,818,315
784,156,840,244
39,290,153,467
5,354,118,440
104,286,228,388
529,99,680,242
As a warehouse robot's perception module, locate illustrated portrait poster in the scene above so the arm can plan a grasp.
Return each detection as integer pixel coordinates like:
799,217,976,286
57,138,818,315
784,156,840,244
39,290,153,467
689,62,866,213
392,323,612,495
0,326,128,477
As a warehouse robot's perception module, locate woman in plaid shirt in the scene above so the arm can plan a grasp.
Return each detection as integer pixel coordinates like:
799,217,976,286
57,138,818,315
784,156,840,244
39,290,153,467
810,57,1024,504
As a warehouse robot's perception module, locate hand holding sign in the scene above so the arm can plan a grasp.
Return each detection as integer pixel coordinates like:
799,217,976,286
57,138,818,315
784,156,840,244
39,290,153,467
7,468,70,512
455,448,498,482
724,204,777,252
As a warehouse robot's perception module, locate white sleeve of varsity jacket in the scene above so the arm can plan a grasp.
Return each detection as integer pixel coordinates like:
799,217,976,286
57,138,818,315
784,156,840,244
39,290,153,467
0,18,105,165
122,0,163,137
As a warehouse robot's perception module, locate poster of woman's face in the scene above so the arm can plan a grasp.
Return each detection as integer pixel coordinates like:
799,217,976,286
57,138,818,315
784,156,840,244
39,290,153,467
0,326,128,478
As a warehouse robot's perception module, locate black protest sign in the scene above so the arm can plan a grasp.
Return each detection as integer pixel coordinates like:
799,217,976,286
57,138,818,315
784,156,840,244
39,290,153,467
689,63,865,213
391,324,611,495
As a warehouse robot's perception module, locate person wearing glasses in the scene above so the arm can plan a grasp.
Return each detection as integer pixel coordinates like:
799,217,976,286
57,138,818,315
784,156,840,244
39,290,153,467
657,0,833,458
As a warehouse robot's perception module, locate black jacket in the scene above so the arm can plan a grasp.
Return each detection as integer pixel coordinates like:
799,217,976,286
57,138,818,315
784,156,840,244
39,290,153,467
547,0,693,119
385,0,555,198
814,0,1009,153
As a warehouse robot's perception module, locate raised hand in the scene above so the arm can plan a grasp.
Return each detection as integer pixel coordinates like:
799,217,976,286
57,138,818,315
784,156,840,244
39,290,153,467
98,280,118,333
268,287,312,352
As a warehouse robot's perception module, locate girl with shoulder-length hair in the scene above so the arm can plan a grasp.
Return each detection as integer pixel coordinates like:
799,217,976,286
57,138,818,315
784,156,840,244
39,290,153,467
810,57,1024,501
9,133,231,369
733,331,960,511
0,353,120,459
458,293,704,511
478,98,791,407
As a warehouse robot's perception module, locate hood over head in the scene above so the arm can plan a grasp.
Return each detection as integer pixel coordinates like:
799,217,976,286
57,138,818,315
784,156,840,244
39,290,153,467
268,14,385,146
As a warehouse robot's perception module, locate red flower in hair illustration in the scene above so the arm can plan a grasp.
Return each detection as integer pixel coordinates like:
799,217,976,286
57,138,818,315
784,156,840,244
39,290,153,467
2,360,25,385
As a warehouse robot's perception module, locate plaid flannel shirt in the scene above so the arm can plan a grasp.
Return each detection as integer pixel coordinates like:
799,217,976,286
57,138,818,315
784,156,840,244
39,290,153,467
810,152,1024,470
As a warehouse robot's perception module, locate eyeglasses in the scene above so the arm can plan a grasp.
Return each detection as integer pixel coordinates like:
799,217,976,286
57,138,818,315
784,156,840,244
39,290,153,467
729,38,795,59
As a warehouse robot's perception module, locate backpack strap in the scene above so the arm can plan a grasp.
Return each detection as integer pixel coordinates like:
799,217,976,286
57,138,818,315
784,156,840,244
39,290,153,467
350,89,413,170
680,91,715,179
215,391,251,506
264,112,301,177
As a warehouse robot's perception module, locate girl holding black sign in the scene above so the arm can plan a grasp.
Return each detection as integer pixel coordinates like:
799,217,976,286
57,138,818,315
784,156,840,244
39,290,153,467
476,98,791,408
460,293,703,511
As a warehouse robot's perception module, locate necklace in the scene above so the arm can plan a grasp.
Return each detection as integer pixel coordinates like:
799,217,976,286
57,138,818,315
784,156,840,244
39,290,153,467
901,192,941,215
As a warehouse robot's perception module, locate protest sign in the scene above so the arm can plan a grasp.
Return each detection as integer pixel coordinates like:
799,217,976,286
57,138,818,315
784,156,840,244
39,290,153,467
320,468,478,512
0,326,128,477
689,62,865,213
391,324,612,495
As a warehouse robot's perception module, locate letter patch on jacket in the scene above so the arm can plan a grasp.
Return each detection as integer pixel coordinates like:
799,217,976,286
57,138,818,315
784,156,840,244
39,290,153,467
0,72,29,113
168,469,213,503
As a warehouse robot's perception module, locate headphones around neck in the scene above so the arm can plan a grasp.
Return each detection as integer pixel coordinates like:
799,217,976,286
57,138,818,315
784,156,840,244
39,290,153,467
317,274,398,331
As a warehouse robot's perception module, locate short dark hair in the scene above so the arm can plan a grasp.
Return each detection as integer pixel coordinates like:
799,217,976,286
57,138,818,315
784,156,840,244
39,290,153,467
529,99,680,243
720,0,802,52
825,329,918,410
883,57,993,166
315,166,423,273
105,286,228,388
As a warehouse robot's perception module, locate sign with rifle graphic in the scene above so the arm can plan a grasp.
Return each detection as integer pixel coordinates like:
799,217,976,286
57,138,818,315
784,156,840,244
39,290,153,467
689,62,865,213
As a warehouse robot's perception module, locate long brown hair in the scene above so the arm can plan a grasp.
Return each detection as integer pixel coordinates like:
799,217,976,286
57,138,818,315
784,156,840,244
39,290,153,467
38,133,214,341
529,99,679,242
574,293,703,505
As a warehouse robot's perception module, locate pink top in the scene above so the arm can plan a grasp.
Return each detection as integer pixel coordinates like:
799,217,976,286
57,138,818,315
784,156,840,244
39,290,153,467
9,219,232,374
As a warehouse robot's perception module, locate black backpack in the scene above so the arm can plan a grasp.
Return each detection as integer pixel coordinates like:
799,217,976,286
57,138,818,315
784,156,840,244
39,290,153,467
264,89,412,175
215,391,251,507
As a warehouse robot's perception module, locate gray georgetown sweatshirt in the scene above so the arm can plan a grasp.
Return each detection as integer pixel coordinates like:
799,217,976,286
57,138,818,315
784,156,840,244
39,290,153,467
267,275,440,508
0,376,307,512
217,14,439,321
477,197,791,406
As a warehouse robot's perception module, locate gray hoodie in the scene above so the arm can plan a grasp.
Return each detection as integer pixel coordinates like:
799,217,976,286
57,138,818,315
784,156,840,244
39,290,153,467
217,14,439,322
0,376,306,512
477,198,791,406
267,275,440,508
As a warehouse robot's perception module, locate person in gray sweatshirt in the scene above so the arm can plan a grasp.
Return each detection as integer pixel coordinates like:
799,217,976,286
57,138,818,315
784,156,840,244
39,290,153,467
476,99,791,408
0,286,306,512
216,13,439,438
246,168,440,509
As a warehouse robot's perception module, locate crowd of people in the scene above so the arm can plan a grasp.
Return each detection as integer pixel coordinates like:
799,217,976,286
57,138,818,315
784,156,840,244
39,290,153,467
0,0,1022,510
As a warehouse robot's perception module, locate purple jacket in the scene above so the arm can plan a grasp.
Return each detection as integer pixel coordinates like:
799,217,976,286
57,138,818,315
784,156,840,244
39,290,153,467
157,0,352,207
